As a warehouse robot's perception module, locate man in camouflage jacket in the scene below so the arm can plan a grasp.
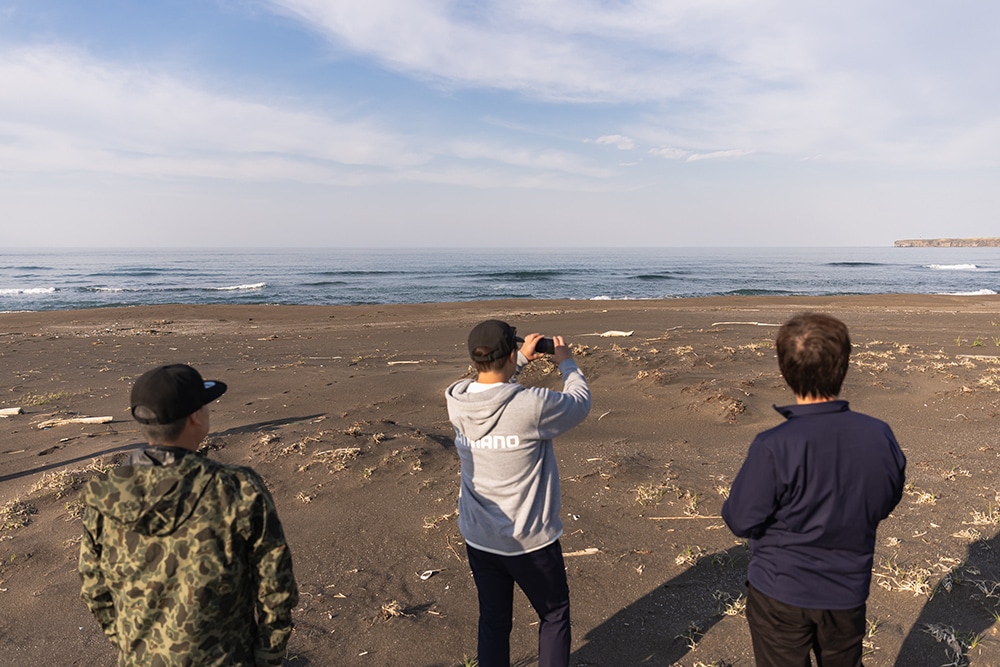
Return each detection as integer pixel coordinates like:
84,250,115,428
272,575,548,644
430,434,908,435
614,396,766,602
79,364,298,667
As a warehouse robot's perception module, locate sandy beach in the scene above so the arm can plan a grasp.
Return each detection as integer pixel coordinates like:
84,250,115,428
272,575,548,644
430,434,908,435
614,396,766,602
2,295,1000,666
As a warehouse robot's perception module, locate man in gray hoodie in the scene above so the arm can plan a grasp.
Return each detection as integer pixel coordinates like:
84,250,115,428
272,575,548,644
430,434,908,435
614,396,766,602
445,319,591,667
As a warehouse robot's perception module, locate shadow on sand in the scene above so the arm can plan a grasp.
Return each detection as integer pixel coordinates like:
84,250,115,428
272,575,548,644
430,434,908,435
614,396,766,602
571,544,750,666
0,414,327,483
893,528,1000,666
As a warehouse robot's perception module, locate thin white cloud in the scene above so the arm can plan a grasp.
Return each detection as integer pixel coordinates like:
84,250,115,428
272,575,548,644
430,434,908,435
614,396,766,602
686,149,754,162
0,46,425,178
649,147,689,160
264,0,716,103
449,141,614,178
594,135,635,151
0,45,618,187
265,0,1000,168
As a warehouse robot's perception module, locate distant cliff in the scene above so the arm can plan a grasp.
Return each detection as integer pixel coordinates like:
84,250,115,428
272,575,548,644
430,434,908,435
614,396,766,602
894,238,1000,248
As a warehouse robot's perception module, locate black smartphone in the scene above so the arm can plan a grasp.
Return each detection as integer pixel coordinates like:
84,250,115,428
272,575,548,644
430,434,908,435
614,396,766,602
535,337,555,354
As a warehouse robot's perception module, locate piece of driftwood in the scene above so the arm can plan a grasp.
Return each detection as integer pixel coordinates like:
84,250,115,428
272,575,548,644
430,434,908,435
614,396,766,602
0,407,24,417
36,416,114,429
711,321,780,327
563,547,601,557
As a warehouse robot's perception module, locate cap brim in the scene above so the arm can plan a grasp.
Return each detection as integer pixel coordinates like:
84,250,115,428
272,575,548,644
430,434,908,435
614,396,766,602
203,380,227,403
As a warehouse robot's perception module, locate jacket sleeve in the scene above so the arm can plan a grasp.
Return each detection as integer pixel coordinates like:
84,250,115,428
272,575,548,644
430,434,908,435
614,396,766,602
78,505,117,640
878,430,907,521
722,437,779,539
242,474,299,667
536,359,592,439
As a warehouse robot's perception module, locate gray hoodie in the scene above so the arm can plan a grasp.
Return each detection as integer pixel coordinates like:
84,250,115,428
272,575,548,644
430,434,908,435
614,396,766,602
445,354,591,555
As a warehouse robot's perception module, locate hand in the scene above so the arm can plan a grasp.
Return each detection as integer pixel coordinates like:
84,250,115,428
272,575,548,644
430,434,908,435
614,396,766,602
519,333,546,361
552,335,572,364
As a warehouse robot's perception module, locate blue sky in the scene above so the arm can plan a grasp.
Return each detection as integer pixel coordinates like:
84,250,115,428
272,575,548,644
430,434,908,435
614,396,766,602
1,0,998,247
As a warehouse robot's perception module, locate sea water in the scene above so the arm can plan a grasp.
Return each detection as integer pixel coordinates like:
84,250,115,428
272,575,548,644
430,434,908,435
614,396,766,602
1,247,999,312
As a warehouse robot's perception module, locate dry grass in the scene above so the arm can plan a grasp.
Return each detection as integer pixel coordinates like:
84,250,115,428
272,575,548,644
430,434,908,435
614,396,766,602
63,500,85,521
28,459,112,499
951,527,981,541
737,341,773,355
712,589,746,617
922,623,980,667
852,352,890,374
302,447,361,473
674,545,706,567
21,391,74,406
0,500,37,533
379,600,410,620
682,491,701,516
423,509,458,529
905,482,939,506
862,617,880,656
966,505,1000,526
942,466,972,481
873,557,932,596
634,480,669,506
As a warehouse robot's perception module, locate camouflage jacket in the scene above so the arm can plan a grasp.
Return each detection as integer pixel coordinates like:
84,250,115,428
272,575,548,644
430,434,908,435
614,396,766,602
78,447,298,667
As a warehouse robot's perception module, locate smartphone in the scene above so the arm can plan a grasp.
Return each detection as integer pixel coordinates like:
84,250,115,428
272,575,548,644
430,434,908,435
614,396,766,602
535,337,555,354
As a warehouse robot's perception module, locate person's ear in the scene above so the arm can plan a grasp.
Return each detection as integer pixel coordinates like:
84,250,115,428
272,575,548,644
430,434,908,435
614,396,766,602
188,406,208,428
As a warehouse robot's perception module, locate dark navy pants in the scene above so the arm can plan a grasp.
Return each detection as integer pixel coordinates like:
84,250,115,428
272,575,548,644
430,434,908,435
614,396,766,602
746,583,866,667
466,540,571,667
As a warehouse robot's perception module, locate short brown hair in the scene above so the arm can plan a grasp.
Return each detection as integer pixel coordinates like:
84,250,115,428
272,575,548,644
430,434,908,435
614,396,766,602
776,312,851,399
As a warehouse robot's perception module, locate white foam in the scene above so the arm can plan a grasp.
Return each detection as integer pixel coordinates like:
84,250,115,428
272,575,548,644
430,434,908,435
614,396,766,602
927,263,980,271
212,282,267,291
939,288,998,296
0,287,57,295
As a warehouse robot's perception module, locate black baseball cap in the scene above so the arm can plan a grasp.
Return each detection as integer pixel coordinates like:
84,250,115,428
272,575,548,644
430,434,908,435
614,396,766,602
468,320,523,363
130,364,227,425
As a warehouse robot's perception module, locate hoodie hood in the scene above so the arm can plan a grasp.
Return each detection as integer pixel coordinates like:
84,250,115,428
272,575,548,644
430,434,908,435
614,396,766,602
445,379,528,441
80,453,216,537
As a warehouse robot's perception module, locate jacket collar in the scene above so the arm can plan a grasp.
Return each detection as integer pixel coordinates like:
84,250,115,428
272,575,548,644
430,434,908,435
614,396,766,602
130,445,199,467
774,399,850,419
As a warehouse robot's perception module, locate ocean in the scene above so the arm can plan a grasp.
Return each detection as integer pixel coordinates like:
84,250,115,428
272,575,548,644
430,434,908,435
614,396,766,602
1,247,999,312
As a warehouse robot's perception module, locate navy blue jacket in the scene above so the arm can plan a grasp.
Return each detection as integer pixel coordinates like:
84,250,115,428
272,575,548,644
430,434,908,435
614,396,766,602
722,400,906,609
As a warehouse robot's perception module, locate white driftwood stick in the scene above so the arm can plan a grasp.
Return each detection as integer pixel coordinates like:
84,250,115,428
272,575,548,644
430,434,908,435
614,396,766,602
36,416,114,429
711,321,780,327
0,407,24,417
387,360,421,365
563,548,600,557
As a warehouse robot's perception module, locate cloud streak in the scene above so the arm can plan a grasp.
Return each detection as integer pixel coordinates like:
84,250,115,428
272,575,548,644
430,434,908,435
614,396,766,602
265,0,1000,167
0,45,624,188
0,47,431,180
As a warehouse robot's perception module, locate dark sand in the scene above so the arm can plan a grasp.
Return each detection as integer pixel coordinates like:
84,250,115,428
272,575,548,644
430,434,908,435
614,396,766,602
2,296,1000,666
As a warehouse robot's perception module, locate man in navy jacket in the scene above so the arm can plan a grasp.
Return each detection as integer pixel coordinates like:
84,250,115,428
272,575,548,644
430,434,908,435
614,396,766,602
722,313,905,667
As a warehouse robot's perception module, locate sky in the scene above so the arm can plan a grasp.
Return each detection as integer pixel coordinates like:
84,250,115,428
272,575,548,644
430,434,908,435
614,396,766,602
1,0,998,248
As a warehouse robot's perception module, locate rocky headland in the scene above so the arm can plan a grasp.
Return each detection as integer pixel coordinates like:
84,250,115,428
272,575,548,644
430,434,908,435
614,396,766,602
895,237,1000,247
